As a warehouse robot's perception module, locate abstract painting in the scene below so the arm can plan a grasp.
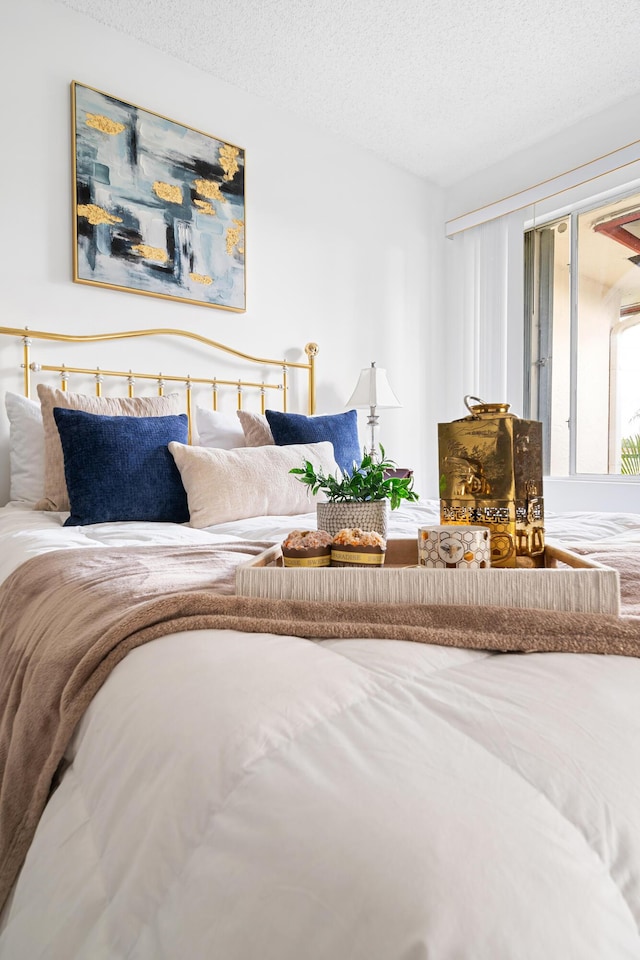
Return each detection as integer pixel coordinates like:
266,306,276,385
72,82,245,312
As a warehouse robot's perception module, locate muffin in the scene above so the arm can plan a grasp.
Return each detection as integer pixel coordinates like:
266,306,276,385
281,529,333,567
330,528,387,567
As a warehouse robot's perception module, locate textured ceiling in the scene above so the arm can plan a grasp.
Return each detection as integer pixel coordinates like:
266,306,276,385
56,0,640,186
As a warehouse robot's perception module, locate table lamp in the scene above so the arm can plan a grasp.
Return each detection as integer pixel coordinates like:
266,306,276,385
346,361,401,460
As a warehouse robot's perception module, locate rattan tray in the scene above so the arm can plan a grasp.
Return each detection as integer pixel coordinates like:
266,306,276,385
236,539,620,615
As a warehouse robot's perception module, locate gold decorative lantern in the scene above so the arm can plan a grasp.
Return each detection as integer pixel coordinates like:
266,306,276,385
438,397,544,568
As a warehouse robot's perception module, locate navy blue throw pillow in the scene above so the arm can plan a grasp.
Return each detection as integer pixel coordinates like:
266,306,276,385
265,409,361,474
53,407,190,526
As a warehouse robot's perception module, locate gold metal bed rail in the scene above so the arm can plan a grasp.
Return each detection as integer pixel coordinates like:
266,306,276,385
0,327,318,433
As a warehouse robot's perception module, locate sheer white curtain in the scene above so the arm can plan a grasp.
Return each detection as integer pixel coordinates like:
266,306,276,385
443,210,526,417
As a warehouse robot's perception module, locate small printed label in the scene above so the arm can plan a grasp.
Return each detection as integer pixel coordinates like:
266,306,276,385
331,550,385,565
283,555,331,568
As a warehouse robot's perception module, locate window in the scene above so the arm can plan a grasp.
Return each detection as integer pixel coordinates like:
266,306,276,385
525,191,640,477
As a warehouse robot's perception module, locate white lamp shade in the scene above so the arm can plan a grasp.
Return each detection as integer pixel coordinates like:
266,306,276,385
346,362,401,409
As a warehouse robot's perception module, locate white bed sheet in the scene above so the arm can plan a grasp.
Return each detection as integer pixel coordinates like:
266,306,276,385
1,501,640,959
2,498,639,583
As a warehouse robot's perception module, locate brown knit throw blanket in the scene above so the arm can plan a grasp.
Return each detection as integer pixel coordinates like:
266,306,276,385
1,542,639,914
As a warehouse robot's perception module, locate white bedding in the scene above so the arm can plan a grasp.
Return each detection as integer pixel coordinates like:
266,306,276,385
1,501,640,959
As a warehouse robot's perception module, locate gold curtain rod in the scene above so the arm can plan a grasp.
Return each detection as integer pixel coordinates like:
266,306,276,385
445,136,640,237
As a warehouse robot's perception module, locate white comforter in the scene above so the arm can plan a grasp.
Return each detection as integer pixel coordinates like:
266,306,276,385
1,502,640,959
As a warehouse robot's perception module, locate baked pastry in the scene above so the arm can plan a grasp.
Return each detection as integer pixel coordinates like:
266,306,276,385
330,528,387,567
281,529,333,567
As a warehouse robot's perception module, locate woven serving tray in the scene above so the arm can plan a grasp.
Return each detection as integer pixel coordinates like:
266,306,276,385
236,539,620,615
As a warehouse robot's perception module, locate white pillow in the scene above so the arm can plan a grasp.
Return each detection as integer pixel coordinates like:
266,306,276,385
4,392,45,504
168,440,337,528
195,406,246,449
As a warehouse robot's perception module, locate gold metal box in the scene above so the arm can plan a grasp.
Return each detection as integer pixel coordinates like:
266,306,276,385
438,398,544,568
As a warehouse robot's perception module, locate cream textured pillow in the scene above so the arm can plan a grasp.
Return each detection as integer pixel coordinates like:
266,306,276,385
236,410,274,446
36,384,181,512
168,440,337,528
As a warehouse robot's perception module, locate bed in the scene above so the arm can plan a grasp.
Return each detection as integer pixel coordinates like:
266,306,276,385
1,326,640,960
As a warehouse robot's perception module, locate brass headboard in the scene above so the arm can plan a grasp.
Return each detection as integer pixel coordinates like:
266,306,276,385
0,326,318,439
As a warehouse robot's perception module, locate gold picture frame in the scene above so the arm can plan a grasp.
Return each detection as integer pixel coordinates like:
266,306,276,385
71,81,246,312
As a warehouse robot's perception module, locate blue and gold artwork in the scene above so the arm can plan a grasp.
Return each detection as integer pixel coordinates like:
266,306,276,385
72,82,245,312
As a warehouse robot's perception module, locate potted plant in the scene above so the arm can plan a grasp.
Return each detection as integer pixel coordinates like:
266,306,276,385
290,446,419,537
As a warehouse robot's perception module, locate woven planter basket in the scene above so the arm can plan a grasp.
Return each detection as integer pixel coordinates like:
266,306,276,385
316,500,389,538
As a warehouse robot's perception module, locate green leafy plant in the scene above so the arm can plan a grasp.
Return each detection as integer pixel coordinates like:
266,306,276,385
620,434,640,475
290,445,419,511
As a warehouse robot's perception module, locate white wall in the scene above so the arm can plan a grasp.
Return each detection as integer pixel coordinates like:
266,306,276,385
445,97,640,514
0,0,444,505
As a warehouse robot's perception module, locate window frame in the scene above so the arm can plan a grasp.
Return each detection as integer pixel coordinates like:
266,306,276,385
610,311,640,471
525,183,640,481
